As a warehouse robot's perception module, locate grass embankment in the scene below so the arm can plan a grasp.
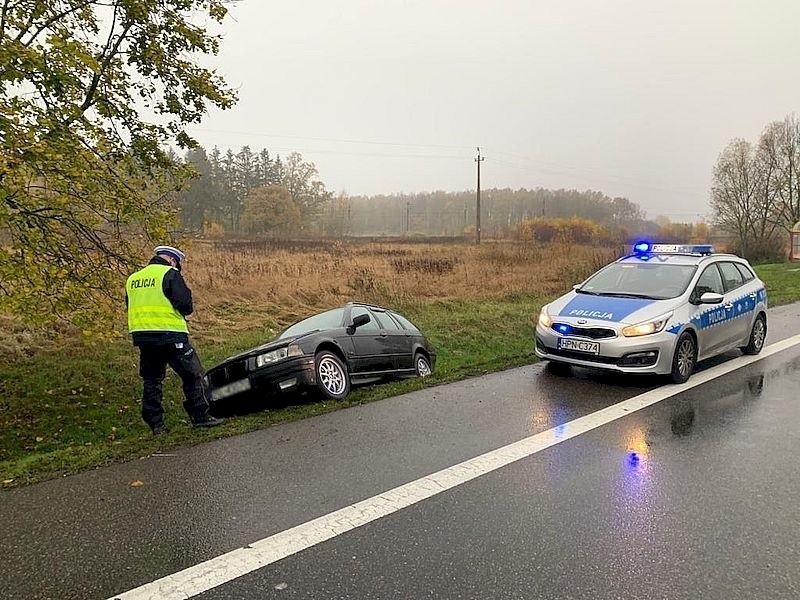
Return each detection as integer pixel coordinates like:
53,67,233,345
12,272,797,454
755,262,800,306
1,244,797,488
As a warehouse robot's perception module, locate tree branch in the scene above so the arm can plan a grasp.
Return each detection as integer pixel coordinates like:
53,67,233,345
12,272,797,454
19,1,98,46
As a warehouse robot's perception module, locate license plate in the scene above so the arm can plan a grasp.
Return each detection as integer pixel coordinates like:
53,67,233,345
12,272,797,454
558,338,600,355
212,378,251,401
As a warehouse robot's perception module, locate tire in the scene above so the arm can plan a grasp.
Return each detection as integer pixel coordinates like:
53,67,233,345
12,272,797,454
414,353,432,377
670,332,697,384
741,313,767,356
314,351,351,400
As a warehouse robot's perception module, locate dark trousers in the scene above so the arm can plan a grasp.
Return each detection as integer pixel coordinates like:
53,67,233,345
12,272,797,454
138,341,211,428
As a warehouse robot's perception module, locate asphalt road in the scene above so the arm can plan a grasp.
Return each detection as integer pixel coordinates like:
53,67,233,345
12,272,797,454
2,303,800,600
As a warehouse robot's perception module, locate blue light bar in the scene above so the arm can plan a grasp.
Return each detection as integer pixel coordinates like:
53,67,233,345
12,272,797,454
631,242,714,255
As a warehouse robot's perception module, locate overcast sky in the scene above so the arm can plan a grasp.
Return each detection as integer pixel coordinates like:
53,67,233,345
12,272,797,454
187,0,800,220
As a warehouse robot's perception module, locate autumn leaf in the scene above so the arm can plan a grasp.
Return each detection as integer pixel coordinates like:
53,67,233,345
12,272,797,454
129,480,145,488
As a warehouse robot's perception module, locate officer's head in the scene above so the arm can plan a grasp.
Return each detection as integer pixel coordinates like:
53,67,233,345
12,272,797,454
154,245,186,272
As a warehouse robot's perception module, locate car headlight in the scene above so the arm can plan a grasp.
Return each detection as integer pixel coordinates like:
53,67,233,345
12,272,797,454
538,307,553,328
621,312,673,337
255,344,304,368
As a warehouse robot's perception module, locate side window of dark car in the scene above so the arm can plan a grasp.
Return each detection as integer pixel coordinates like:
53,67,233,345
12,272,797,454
373,310,401,330
734,263,755,282
390,311,420,332
718,262,744,292
693,264,724,300
350,307,379,331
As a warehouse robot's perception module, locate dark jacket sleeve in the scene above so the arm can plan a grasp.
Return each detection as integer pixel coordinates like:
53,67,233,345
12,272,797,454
162,269,194,317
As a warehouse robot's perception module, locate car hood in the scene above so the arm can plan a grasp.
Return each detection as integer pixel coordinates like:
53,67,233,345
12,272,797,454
546,291,682,326
210,332,315,369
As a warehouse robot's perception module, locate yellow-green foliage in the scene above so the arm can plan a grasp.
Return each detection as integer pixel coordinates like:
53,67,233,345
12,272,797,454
514,217,617,245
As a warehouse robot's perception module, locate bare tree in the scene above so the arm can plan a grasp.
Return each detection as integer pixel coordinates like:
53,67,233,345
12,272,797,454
761,115,800,232
711,139,762,256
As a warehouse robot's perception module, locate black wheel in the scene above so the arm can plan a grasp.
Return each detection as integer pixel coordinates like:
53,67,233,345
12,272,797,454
314,351,351,400
414,353,432,377
670,332,697,384
741,313,767,355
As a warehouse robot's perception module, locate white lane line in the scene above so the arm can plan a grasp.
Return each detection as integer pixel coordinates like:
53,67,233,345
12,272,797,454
109,333,800,600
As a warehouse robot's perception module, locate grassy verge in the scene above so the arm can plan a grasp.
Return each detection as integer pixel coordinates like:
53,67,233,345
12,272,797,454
0,296,543,487
754,262,800,306
1,262,797,488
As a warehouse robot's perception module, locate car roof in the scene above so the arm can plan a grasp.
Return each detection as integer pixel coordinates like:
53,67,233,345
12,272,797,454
348,301,391,311
617,252,746,267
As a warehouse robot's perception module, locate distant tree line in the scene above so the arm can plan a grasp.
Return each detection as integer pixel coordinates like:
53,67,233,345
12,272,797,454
711,113,800,260
174,147,709,244
173,146,331,234
319,188,656,238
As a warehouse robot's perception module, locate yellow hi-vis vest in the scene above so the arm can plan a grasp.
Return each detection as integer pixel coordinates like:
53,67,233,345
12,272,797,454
126,264,189,334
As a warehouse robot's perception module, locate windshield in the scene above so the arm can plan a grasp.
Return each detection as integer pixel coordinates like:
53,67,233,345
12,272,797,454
579,262,697,300
279,308,345,339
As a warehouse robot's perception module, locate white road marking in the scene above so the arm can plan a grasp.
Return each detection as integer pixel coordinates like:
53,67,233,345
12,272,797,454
109,333,800,600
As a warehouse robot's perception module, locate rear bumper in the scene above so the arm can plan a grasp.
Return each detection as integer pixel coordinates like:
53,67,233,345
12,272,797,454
534,324,677,375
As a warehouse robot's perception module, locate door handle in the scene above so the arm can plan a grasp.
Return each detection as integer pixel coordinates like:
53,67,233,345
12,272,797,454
724,303,733,310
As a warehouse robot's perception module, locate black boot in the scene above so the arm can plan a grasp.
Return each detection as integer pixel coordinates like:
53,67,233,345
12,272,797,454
192,413,224,428
151,423,170,436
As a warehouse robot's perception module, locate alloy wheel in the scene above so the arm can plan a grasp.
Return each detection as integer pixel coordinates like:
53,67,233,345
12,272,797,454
752,318,766,352
677,338,695,378
416,356,432,377
318,357,346,396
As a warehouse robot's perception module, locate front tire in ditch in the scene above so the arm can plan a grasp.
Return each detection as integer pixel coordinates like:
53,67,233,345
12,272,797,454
670,332,697,384
741,313,767,356
315,351,351,400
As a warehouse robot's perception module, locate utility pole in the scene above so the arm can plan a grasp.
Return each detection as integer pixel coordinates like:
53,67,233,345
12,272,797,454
475,147,484,244
406,201,411,234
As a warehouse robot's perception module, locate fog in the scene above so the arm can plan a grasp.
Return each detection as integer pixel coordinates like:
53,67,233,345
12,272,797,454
186,0,800,220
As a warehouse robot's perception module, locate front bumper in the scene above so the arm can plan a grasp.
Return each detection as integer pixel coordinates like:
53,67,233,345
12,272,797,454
208,356,316,402
534,323,677,375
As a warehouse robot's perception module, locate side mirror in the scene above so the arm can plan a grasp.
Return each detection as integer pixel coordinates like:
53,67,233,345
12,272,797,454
351,314,371,329
572,284,581,290
700,292,724,305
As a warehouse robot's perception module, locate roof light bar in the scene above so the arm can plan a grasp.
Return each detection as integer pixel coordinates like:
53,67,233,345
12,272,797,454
632,242,714,255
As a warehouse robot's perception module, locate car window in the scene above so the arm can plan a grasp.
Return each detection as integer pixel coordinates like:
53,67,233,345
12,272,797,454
350,306,380,331
694,264,724,297
390,311,421,332
734,262,755,282
580,262,697,300
373,309,401,330
279,308,345,338
718,262,744,292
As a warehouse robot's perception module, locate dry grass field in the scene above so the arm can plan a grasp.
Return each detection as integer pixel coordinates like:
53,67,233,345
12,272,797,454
187,239,619,339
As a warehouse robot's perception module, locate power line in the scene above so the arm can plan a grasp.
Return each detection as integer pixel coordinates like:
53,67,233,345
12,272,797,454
186,126,473,151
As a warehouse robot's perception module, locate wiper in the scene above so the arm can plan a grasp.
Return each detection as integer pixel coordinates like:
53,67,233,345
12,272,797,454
597,292,660,300
575,289,600,295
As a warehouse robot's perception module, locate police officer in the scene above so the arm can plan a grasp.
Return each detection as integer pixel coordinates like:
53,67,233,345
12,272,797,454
125,245,223,434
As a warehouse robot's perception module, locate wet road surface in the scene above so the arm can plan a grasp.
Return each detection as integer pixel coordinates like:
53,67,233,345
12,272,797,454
2,303,800,600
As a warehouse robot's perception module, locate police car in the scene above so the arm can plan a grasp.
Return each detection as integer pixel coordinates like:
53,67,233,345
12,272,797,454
535,243,768,383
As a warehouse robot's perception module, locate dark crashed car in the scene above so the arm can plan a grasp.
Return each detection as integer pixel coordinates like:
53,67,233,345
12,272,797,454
205,303,436,404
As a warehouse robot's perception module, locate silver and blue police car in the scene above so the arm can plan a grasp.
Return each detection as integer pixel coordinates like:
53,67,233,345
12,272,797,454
535,242,768,383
